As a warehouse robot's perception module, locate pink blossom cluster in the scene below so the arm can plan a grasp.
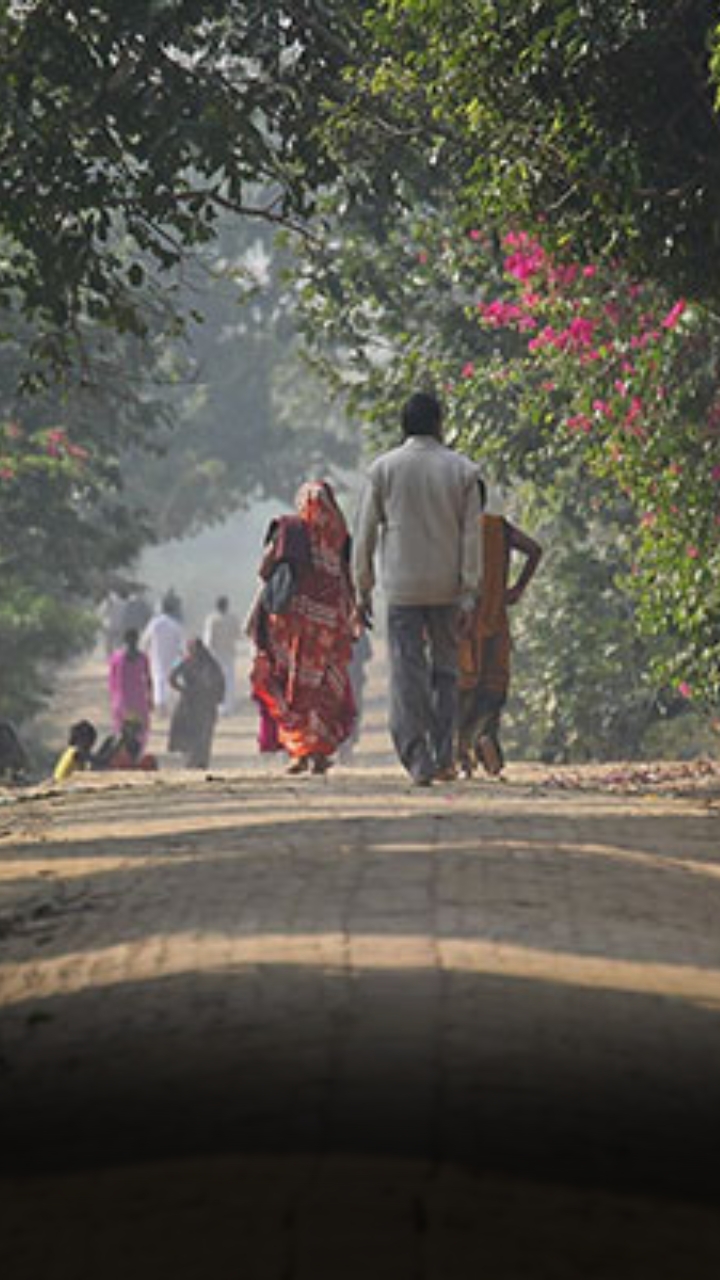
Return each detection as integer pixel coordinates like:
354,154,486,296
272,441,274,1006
478,299,536,331
661,300,686,330
527,315,596,354
566,413,592,434
45,427,89,462
503,231,546,281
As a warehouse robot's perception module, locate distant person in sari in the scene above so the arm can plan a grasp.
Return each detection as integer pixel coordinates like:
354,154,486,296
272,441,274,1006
168,638,225,768
108,629,153,750
457,485,542,777
141,591,184,716
250,480,357,775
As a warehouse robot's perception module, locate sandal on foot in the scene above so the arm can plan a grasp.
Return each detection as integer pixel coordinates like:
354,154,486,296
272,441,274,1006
287,757,309,775
477,735,504,777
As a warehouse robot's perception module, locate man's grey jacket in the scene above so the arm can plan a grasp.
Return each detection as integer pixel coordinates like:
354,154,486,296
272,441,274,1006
353,436,482,609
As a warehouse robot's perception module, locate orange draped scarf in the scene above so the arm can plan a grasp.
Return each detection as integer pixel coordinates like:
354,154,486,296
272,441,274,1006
458,514,511,697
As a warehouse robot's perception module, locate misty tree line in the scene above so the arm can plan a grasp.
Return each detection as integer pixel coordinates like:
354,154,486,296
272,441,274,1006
1,1,719,761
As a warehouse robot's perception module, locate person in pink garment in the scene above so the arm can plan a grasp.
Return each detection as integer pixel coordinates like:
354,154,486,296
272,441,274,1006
108,628,153,750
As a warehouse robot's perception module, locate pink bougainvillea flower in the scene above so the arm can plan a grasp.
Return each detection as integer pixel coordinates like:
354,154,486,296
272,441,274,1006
592,399,612,417
540,380,556,392
502,231,530,248
0,464,15,480
66,442,90,461
550,264,579,287
570,316,594,345
661,300,687,330
461,361,475,379
678,681,693,699
566,413,592,434
468,229,482,241
504,241,546,281
417,251,428,265
582,265,597,278
479,299,534,328
687,545,699,559
711,464,720,482
527,324,557,352
640,511,657,528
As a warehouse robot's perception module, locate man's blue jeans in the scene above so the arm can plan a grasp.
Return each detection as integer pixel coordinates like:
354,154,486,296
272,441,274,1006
387,604,459,780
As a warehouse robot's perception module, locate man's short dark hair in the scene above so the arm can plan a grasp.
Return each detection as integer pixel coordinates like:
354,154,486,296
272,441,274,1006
402,392,442,438
217,595,229,612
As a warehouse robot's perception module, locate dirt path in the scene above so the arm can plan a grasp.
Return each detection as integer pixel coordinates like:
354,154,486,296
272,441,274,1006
2,652,720,1277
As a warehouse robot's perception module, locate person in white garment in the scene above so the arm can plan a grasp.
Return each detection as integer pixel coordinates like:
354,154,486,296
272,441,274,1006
141,591,185,717
203,595,241,714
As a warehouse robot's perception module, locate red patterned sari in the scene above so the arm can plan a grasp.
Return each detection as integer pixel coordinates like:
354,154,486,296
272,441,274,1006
250,482,356,762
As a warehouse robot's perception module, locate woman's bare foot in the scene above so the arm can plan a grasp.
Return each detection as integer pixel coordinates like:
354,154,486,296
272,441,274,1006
287,757,309,775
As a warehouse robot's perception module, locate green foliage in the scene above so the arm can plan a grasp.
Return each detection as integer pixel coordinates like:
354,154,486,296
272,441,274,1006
0,0,367,372
121,218,359,539
505,511,667,762
0,3,367,724
347,0,720,301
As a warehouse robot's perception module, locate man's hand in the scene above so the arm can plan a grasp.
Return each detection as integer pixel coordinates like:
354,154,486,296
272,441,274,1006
355,593,374,631
457,606,474,640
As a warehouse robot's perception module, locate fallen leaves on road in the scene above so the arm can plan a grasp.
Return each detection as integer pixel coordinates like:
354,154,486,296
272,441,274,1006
542,756,720,802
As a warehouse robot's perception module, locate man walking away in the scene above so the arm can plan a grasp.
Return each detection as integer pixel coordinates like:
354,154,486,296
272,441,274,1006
141,592,185,717
204,595,241,715
353,392,482,786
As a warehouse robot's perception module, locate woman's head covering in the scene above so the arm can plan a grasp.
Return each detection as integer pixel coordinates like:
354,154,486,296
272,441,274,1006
295,480,347,551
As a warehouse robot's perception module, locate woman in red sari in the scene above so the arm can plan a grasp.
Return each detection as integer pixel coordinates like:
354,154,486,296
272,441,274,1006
250,481,357,774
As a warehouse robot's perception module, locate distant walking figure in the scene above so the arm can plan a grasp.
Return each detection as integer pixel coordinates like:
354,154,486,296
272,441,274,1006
168,638,225,769
250,480,356,775
204,595,241,715
119,587,152,637
353,392,481,785
141,592,184,716
457,495,542,777
108,628,153,750
98,588,126,657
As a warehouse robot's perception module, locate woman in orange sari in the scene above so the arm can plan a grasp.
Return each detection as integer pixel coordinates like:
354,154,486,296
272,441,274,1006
457,502,542,777
250,481,357,774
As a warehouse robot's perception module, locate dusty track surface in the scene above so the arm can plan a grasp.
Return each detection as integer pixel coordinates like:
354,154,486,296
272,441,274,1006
2,654,720,1277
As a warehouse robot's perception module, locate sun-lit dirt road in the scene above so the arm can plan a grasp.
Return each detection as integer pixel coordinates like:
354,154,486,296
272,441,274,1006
2,649,720,1278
